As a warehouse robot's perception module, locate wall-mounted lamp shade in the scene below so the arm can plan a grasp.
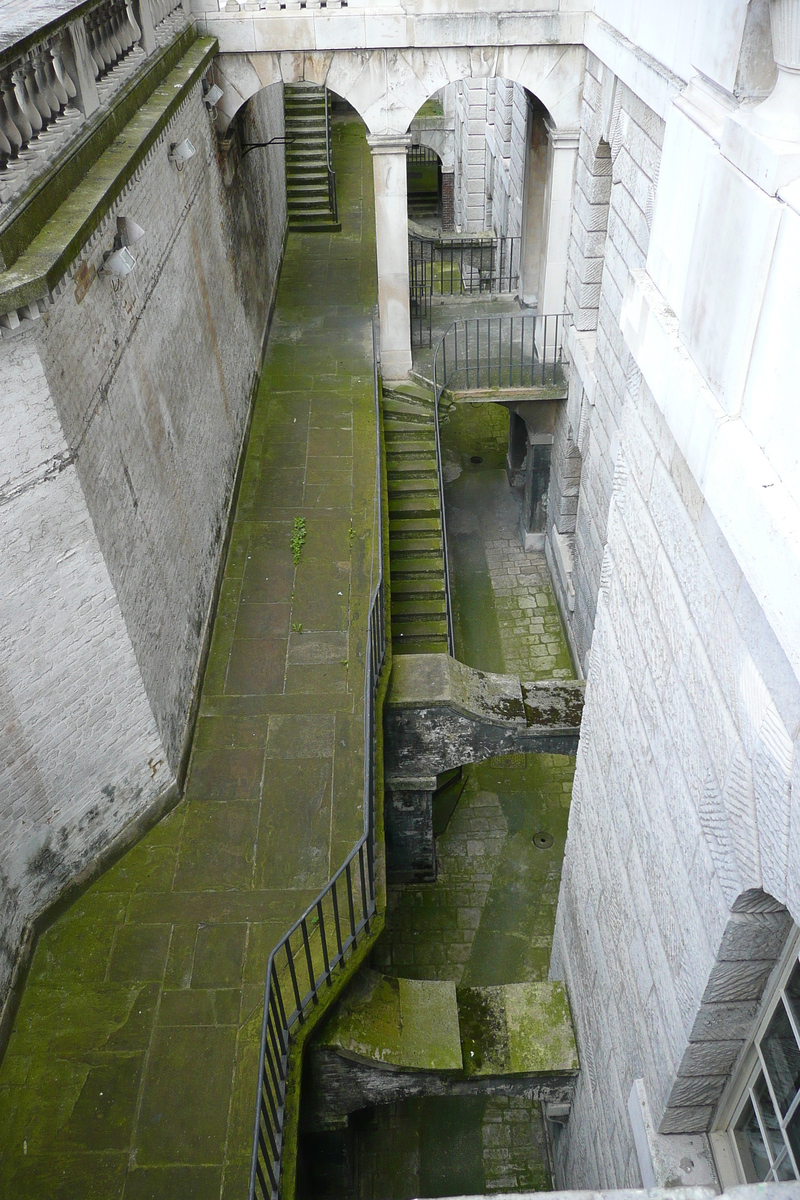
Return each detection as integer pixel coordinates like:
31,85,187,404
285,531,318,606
204,84,223,107
117,217,146,247
103,246,137,278
169,138,196,165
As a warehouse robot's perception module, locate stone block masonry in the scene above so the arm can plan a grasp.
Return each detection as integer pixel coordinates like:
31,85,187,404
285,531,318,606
0,77,286,1011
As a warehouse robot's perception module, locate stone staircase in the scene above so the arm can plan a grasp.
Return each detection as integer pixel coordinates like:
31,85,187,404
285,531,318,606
384,382,449,655
284,84,341,233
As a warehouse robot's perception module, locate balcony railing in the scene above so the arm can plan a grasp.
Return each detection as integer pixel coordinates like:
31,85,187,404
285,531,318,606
433,312,567,395
409,233,520,348
248,307,386,1200
0,0,189,209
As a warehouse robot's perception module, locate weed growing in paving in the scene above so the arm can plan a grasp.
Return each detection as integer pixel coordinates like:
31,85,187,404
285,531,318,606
290,516,307,565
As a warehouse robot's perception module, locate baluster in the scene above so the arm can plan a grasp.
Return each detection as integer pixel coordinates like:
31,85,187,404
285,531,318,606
14,67,42,137
113,1,132,53
85,14,107,75
97,7,118,70
0,70,28,151
126,1,142,48
43,46,70,109
52,41,78,105
104,1,124,62
21,62,50,129
33,50,61,119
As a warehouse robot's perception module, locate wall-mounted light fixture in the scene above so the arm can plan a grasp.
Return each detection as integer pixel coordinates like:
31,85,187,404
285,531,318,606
204,84,224,108
116,216,146,248
169,138,196,170
100,246,137,279
98,215,146,283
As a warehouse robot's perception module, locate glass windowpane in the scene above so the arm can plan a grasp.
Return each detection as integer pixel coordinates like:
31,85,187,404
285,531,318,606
785,962,800,1032
754,1072,791,1171
761,998,800,1117
786,1104,800,1179
735,1094,772,1182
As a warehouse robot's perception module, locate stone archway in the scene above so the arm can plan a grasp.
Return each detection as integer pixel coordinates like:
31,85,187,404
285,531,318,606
213,44,584,376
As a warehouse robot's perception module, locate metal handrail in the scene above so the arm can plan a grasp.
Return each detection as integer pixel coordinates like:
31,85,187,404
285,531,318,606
324,86,338,225
433,313,566,395
248,308,385,1200
408,234,520,297
432,385,455,656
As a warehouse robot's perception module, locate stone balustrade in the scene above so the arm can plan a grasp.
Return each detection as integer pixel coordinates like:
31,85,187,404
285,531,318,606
0,0,190,210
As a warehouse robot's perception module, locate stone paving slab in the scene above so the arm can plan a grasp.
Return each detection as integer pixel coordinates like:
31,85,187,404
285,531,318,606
0,119,377,1200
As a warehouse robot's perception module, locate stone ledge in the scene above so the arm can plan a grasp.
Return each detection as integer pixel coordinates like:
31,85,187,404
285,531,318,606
0,36,218,316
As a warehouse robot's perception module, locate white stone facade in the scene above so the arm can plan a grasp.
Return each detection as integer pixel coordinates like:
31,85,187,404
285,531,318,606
549,1,800,1190
0,79,286,998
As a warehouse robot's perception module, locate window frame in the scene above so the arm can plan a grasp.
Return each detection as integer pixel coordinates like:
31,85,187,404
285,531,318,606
711,926,800,1189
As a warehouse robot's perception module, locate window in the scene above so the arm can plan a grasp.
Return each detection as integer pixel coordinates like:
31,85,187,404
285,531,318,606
714,931,800,1185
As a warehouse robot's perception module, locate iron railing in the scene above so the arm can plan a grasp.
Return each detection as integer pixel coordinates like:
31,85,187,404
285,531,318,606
324,86,338,225
407,144,440,166
408,234,520,348
433,313,566,395
409,234,520,297
248,308,385,1200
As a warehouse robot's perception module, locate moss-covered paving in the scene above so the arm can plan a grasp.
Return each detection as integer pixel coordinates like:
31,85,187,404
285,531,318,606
0,118,378,1200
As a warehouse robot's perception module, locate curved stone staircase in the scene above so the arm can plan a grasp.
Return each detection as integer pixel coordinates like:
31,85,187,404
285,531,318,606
383,382,449,655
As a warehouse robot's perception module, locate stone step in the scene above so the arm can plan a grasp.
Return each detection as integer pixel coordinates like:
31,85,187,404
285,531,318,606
288,195,331,210
392,579,445,598
383,388,434,408
383,399,434,420
390,517,442,536
393,620,449,639
390,537,442,555
393,636,449,654
385,445,436,460
389,497,441,520
383,419,435,435
387,478,438,496
391,557,444,576
387,468,437,483
393,599,447,618
386,381,436,403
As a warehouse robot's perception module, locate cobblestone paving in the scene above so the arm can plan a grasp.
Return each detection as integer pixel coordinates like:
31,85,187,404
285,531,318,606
441,400,573,680
0,120,377,1200
352,1093,550,1199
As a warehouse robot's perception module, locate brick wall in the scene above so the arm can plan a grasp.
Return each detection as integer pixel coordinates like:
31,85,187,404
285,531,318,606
0,80,286,1005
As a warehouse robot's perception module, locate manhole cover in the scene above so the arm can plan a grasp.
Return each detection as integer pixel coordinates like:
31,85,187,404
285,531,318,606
532,831,554,849
470,455,483,465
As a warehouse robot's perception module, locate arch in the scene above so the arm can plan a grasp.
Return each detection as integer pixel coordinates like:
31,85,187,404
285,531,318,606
658,889,794,1135
213,44,584,137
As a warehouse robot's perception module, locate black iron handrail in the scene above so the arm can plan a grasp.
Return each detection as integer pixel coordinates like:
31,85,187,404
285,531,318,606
409,234,520,297
433,313,566,395
324,86,338,225
248,308,385,1200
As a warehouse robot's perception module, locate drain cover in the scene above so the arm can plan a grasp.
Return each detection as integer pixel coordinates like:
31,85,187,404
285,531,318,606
532,831,554,849
470,455,483,465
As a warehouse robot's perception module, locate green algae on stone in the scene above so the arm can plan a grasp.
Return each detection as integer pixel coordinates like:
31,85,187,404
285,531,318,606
316,968,462,1071
457,982,578,1078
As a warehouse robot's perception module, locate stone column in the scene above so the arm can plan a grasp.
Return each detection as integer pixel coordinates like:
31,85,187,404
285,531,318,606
368,133,413,379
537,127,580,316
